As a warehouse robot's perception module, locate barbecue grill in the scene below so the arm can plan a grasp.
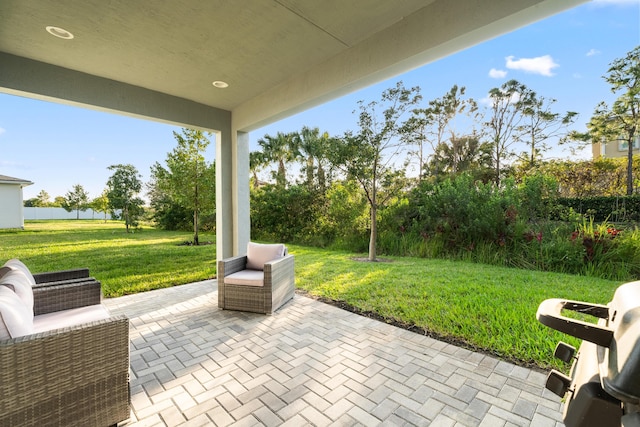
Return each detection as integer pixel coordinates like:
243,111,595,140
537,281,640,426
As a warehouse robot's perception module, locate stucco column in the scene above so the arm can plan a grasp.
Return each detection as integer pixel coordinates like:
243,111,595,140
233,131,251,255
216,129,250,262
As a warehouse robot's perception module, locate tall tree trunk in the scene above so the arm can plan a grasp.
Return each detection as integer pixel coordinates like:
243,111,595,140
369,174,377,262
194,184,199,245
194,210,199,245
369,204,377,262
317,163,326,189
530,134,536,168
627,139,634,195
494,143,501,186
278,159,286,187
306,156,314,187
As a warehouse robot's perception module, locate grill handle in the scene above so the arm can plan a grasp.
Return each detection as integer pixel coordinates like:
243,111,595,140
536,298,614,348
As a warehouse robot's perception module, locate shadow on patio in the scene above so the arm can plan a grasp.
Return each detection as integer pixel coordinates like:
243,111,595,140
103,280,564,427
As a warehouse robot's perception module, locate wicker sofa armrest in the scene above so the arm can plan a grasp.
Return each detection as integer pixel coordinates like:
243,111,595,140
0,315,130,427
32,268,90,284
218,255,248,278
33,280,102,316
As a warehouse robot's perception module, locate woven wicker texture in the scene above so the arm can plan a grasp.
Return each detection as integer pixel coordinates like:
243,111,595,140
33,281,102,316
0,281,130,426
218,253,295,314
32,268,91,284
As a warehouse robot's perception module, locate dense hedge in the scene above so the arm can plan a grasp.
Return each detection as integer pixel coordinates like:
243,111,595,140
249,174,640,281
556,196,640,222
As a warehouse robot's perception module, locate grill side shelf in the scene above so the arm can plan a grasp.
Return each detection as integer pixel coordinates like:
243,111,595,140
536,298,614,348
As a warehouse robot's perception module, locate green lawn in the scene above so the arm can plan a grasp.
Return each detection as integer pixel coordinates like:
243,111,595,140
0,220,216,297
291,245,618,370
1,220,619,370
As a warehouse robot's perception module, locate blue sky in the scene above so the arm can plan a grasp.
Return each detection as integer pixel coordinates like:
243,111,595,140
1,0,638,202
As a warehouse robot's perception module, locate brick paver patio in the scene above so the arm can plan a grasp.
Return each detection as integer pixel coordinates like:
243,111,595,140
104,280,564,427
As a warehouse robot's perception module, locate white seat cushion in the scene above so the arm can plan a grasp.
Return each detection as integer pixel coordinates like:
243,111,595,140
0,269,34,312
33,305,112,334
246,242,285,270
224,269,264,286
0,286,34,339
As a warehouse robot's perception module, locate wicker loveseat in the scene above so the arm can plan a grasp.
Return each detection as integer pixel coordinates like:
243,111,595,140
218,242,295,314
0,260,130,427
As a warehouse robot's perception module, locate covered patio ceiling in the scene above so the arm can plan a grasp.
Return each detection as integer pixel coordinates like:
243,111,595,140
0,0,585,133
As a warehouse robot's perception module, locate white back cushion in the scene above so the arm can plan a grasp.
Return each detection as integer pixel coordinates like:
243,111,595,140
246,242,285,271
0,286,34,339
0,269,34,312
4,259,36,286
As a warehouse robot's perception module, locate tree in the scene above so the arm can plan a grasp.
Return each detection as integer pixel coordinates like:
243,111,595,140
52,196,65,207
578,47,640,195
484,79,528,185
91,190,110,222
155,128,216,244
36,190,51,207
257,131,298,187
332,81,421,261
249,151,266,189
106,164,144,232
427,134,492,181
62,184,90,219
294,126,335,190
516,92,577,168
408,85,478,180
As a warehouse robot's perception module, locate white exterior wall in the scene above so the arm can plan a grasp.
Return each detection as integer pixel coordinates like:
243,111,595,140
24,207,114,220
0,184,25,229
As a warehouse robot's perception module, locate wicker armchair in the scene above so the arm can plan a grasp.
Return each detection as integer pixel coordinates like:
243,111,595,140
0,280,130,427
218,243,295,314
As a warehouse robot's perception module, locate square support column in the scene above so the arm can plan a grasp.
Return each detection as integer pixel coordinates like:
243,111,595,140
216,129,250,262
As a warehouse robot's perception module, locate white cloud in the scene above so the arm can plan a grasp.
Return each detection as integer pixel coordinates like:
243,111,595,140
479,91,521,106
505,55,559,76
489,68,508,79
0,127,5,136
586,49,601,57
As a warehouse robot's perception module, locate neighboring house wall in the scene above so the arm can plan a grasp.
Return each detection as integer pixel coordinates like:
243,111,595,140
593,136,640,160
0,183,25,229
24,207,114,220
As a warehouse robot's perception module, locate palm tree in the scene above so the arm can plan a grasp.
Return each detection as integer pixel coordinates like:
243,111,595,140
257,131,298,187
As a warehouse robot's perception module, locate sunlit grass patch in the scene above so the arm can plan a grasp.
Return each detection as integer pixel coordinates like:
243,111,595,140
289,244,618,370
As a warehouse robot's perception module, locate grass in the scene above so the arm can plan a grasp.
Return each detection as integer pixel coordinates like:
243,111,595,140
290,245,619,371
0,220,216,297
1,220,620,370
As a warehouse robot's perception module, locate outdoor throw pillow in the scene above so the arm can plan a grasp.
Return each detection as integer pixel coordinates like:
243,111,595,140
246,242,285,271
0,285,34,340
4,259,36,286
0,269,34,312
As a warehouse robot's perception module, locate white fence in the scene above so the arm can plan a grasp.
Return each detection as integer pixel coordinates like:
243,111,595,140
24,207,115,220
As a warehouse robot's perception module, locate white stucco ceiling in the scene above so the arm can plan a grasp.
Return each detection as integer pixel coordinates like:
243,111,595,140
0,0,586,132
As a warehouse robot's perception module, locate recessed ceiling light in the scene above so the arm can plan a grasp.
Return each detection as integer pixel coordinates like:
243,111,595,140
46,26,74,40
212,81,229,89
